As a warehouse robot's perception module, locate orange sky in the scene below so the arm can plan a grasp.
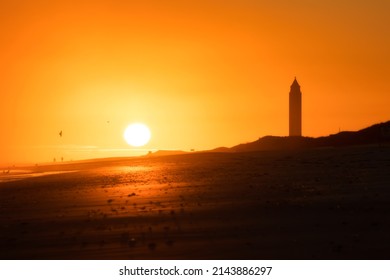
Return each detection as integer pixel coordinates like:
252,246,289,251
1,0,389,164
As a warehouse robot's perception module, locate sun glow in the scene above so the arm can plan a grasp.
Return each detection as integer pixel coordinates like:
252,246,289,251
123,123,151,147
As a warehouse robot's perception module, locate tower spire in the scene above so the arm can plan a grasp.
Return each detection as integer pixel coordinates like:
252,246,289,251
291,77,300,88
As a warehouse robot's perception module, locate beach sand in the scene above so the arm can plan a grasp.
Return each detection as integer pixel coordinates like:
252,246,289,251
1,145,389,259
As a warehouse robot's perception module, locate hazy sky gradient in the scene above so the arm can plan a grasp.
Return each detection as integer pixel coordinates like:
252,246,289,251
1,0,389,164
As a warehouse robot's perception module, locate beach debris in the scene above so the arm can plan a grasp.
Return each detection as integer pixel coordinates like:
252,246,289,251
120,232,130,245
128,238,137,248
147,242,157,251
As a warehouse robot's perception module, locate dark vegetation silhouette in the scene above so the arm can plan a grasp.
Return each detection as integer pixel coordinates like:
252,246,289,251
146,121,390,157
229,121,390,153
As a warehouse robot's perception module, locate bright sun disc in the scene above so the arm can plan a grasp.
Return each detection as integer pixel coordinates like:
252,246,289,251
123,123,151,147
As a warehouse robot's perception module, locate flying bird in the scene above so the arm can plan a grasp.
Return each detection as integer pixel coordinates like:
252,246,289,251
59,130,62,137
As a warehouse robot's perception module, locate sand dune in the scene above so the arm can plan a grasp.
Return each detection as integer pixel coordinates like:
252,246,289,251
1,145,390,259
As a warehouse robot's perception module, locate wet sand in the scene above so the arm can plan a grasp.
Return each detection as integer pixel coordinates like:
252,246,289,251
1,145,389,259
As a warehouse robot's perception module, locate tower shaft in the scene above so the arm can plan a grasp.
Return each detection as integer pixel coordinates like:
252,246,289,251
289,78,302,136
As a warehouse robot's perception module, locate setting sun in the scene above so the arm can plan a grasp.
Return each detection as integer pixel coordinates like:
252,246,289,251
123,123,151,147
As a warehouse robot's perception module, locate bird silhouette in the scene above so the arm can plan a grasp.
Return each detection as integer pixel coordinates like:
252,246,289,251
59,130,62,137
